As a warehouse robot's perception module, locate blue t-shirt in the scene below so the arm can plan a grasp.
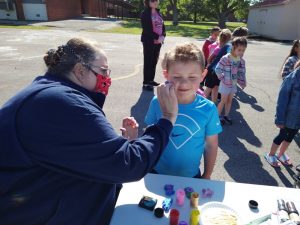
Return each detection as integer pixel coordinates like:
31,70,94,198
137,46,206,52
145,94,222,177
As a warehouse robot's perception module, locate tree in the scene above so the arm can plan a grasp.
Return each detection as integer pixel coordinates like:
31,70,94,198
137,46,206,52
203,0,251,28
168,0,179,25
125,0,144,18
180,0,204,23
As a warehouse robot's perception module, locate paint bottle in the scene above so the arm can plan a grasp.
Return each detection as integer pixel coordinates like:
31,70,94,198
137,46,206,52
176,189,185,206
277,199,289,223
286,201,300,223
178,221,188,225
190,209,200,225
170,209,180,225
190,192,199,208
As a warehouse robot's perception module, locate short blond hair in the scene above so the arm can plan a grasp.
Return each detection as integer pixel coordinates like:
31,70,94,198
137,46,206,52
162,42,205,71
219,29,232,45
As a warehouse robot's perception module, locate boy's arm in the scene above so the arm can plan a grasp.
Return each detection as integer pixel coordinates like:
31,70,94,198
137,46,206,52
207,53,215,65
202,104,222,179
202,40,210,60
202,135,218,179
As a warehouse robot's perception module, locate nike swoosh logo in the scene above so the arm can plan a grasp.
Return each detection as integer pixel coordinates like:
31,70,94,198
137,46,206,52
171,133,183,137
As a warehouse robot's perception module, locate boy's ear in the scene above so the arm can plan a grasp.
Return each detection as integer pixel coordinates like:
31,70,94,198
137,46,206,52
163,70,168,79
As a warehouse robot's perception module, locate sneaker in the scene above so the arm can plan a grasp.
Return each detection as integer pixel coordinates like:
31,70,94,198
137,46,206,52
148,81,160,86
142,84,153,91
223,116,233,125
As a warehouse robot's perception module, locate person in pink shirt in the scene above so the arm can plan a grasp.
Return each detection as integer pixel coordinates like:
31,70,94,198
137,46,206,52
141,0,166,91
204,29,232,103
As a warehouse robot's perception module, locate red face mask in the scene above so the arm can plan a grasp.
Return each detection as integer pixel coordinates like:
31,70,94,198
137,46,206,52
94,74,112,96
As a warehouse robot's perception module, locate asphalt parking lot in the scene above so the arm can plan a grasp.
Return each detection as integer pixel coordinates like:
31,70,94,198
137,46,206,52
0,24,299,188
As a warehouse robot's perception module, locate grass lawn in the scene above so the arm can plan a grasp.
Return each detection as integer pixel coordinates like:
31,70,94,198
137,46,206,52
102,20,246,38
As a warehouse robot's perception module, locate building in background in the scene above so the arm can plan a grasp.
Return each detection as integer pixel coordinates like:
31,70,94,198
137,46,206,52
0,0,135,21
247,0,300,41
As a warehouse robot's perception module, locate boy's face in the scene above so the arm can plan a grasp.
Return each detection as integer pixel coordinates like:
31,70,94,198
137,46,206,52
165,61,203,104
211,31,220,40
232,45,247,58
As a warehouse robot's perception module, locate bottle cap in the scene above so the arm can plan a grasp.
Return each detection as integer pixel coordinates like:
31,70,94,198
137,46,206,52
249,200,258,209
154,207,164,218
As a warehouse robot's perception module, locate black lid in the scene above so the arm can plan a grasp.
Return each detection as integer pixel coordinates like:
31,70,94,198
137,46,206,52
286,202,299,215
154,207,164,218
249,200,258,209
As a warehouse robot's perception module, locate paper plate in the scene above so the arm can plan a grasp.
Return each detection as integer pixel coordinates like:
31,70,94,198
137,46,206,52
200,202,243,225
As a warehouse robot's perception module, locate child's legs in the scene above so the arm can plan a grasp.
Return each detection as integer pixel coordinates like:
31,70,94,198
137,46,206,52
218,94,229,115
277,128,299,157
211,86,219,103
269,128,287,155
224,93,234,116
204,87,212,98
204,71,219,102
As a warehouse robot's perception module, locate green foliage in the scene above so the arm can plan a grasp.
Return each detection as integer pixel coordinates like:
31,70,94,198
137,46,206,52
125,0,262,26
102,20,246,38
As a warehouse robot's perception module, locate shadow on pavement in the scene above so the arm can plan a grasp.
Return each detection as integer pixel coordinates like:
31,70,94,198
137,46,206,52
130,89,154,136
235,87,265,112
294,132,300,148
219,98,278,186
274,166,294,187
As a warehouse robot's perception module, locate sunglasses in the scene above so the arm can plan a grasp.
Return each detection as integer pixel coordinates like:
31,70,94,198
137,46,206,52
87,64,112,77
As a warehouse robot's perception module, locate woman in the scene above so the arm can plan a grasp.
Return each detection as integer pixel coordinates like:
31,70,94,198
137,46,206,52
141,0,166,91
0,38,178,225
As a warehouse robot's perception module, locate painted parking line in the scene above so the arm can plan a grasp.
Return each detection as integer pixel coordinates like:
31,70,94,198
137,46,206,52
112,64,142,81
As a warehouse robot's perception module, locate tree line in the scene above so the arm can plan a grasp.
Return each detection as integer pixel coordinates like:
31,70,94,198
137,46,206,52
126,0,263,28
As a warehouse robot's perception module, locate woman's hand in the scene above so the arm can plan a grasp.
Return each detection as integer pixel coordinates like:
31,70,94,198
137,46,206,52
157,81,178,125
120,117,139,141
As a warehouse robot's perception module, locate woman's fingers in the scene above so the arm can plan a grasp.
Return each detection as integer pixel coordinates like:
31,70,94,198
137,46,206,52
157,81,178,125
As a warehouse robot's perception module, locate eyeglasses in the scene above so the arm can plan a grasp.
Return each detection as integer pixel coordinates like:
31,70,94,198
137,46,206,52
87,65,112,77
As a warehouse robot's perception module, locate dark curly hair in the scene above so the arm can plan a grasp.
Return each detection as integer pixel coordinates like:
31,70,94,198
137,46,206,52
44,38,101,77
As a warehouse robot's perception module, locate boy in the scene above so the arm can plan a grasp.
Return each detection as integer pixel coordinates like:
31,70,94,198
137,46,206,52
145,43,222,179
202,27,221,65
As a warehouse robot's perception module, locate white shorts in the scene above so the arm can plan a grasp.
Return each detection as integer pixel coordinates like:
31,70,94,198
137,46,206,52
218,82,237,95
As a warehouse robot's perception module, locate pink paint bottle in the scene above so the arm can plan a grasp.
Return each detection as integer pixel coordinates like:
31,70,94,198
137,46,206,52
176,189,185,206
